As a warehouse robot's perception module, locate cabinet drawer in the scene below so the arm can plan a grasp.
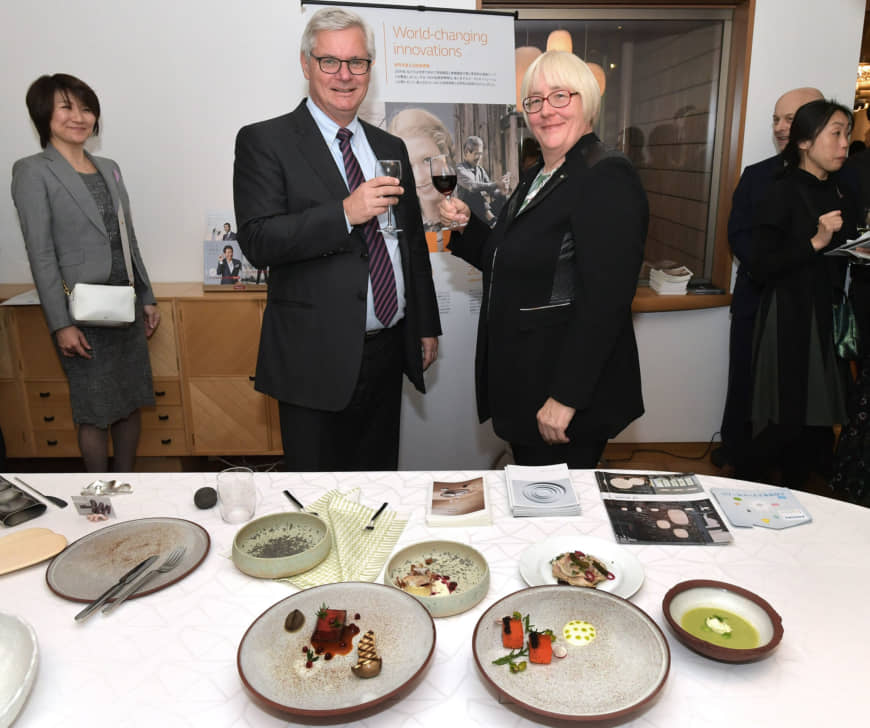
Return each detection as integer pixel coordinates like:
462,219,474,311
151,380,182,405
32,429,80,457
137,428,187,455
30,404,75,430
25,381,70,406
140,405,185,430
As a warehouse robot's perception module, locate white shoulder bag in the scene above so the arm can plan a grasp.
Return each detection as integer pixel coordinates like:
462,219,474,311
65,204,136,327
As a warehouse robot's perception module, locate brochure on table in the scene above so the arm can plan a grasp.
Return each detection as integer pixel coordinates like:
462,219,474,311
426,476,491,527
710,487,812,529
595,471,732,545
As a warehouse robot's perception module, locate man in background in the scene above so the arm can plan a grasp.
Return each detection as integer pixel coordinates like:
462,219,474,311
456,135,508,227
716,87,823,475
233,7,440,471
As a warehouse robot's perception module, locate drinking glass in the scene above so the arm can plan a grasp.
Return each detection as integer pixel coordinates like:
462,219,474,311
217,466,256,523
375,159,402,234
429,154,460,230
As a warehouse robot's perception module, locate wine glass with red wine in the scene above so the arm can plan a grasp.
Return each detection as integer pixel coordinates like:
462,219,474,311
375,159,403,234
429,154,460,229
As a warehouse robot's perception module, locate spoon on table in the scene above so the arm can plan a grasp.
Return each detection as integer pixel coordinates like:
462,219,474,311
14,477,69,509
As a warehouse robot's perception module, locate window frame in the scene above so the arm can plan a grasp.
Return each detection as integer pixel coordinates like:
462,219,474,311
482,0,755,311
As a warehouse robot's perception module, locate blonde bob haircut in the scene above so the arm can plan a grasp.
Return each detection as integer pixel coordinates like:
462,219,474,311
520,51,601,129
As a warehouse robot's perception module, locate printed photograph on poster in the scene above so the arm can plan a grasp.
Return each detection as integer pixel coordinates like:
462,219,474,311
382,102,517,252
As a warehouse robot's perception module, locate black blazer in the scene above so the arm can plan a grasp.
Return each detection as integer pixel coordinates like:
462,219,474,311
727,153,784,319
449,133,648,445
232,101,441,410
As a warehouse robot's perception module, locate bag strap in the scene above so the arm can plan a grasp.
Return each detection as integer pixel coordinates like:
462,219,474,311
62,203,135,296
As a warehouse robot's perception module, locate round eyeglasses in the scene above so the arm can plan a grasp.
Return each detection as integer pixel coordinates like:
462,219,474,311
310,54,372,75
522,90,579,114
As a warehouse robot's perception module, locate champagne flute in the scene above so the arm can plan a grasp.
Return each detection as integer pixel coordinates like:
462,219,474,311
375,159,402,234
429,154,459,230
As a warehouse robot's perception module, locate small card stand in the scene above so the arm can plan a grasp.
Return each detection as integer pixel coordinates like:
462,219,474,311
0,477,47,527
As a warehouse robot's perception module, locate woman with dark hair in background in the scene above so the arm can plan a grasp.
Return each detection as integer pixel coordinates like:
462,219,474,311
748,98,857,487
11,74,159,472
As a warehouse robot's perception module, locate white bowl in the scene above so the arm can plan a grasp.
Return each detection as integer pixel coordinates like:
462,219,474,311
0,612,38,728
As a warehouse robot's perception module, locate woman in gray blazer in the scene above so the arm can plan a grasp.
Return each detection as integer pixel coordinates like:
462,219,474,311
11,74,159,472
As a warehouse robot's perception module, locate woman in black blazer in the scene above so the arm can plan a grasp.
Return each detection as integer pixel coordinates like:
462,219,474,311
748,99,856,486
11,74,159,472
441,51,648,467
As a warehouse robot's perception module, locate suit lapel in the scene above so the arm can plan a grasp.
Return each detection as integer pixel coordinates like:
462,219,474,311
42,143,107,237
288,101,350,200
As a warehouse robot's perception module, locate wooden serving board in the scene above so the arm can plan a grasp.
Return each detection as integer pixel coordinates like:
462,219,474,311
0,528,67,575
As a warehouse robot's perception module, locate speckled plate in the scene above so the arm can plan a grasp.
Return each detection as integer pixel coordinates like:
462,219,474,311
473,585,669,721
238,582,435,717
518,535,644,599
45,517,210,602
384,539,489,617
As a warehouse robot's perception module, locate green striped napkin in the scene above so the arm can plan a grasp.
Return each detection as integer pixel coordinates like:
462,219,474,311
281,489,406,589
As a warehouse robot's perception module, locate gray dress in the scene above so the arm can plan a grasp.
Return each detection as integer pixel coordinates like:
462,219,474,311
59,172,154,427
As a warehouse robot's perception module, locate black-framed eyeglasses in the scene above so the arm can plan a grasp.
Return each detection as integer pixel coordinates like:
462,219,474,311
310,54,372,75
522,90,579,114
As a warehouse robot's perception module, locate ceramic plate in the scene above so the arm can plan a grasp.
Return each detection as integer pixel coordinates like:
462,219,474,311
0,612,38,727
518,535,644,599
45,517,210,602
238,582,435,717
473,586,669,721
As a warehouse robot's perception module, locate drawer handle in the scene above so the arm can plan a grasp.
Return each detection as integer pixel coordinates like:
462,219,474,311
158,414,169,421
249,375,256,381
161,438,172,445
154,390,166,397
47,439,58,446
39,391,51,398
43,415,55,423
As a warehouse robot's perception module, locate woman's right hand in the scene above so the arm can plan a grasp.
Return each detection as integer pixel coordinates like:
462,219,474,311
56,326,93,359
439,196,470,230
811,210,843,250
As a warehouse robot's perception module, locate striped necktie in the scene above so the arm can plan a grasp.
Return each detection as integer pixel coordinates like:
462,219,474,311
336,127,398,327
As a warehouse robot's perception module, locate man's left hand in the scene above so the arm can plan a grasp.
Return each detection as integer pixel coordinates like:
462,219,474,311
144,304,161,338
536,397,576,445
421,337,438,370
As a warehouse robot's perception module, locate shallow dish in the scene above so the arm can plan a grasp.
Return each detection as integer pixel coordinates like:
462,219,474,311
232,512,330,579
46,517,210,602
384,539,489,617
662,579,783,662
238,581,435,717
518,534,644,599
473,585,669,721
0,612,38,728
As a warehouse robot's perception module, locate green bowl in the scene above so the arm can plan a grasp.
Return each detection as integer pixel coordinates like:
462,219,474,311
232,512,330,579
385,540,489,618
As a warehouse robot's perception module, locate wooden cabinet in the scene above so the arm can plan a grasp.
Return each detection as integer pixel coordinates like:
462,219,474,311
176,298,276,455
0,285,281,460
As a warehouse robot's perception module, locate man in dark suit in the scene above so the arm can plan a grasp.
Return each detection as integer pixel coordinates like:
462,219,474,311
221,223,237,241
233,7,440,471
216,244,241,284
718,87,822,475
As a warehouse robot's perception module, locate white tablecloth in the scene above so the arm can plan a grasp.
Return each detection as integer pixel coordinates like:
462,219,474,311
2,470,868,727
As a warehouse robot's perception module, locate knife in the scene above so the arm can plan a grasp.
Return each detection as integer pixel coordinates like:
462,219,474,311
74,555,159,622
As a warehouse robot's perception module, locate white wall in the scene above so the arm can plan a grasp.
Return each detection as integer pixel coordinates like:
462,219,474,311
0,1,865,464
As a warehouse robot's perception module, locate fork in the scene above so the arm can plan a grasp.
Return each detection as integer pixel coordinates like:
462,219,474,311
102,546,187,615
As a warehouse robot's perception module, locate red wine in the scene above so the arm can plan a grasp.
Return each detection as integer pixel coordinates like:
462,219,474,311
431,174,457,195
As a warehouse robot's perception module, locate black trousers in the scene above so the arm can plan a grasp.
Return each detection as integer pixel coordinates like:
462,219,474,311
278,324,404,472
720,312,755,466
511,438,607,469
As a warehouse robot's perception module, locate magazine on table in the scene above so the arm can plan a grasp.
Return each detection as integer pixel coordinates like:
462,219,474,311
710,486,812,529
426,476,491,526
505,463,580,517
595,471,732,545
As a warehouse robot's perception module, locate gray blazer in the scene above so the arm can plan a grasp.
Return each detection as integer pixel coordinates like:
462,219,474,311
11,143,155,333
